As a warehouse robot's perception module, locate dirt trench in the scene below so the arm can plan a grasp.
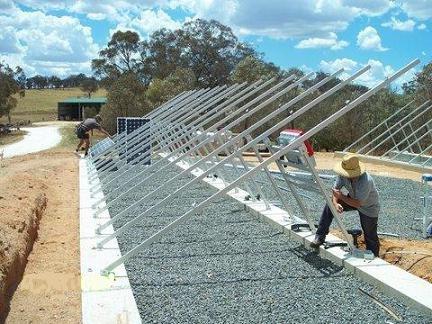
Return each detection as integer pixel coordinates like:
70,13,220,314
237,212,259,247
0,194,47,322
0,151,81,324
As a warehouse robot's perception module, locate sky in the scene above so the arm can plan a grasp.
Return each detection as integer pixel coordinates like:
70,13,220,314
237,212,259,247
1,0,431,90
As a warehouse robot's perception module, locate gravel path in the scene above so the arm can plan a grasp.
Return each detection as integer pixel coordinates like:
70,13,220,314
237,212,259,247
1,126,61,158
101,161,431,323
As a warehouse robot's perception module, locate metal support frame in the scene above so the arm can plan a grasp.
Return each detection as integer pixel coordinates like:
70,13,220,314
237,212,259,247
89,81,261,188
344,100,415,152
89,86,227,179
344,99,432,169
87,90,202,175
89,80,270,205
356,101,431,155
386,120,432,159
91,75,298,213
94,67,366,238
86,59,419,275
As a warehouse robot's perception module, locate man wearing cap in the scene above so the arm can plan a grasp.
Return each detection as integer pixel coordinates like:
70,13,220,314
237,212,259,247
75,115,110,157
310,154,380,256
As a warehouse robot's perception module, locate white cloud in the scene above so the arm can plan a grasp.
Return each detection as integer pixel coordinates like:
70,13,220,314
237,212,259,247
401,0,432,20
319,58,417,91
12,0,397,40
111,9,182,38
357,26,388,51
295,32,349,50
86,13,108,21
418,23,427,30
0,26,23,54
167,0,394,39
319,58,359,80
0,8,99,76
341,0,394,16
382,17,416,31
0,0,14,12
15,0,171,21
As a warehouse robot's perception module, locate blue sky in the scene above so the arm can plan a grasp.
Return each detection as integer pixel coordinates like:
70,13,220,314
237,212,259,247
1,0,431,89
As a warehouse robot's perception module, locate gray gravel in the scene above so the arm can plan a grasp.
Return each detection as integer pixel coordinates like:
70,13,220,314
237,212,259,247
100,160,431,323
202,163,428,239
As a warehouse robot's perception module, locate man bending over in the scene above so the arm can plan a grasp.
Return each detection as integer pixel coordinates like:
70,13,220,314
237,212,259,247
75,115,110,157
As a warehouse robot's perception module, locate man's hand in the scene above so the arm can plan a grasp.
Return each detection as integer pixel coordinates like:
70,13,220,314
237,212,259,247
332,189,342,200
335,203,344,213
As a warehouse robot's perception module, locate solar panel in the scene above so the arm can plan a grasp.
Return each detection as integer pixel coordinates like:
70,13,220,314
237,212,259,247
89,137,115,157
117,117,151,165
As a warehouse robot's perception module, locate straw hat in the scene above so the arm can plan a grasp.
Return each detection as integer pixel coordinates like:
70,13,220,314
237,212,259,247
333,154,365,178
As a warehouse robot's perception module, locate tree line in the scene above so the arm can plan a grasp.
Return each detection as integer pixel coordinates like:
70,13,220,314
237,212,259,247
24,73,99,90
92,18,432,151
2,18,431,151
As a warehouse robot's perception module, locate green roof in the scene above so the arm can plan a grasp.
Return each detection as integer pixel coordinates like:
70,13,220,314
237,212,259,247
59,97,107,104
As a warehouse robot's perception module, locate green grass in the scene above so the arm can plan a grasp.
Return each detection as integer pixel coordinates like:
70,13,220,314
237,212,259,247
1,87,107,124
0,130,27,146
58,124,78,150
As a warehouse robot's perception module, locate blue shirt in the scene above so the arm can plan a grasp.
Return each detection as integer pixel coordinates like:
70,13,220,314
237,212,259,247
333,172,380,218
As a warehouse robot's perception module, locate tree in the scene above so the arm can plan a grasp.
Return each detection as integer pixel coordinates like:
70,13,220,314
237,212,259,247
146,68,196,108
92,31,141,88
0,64,20,123
80,78,99,97
92,19,255,88
139,29,182,83
229,56,279,84
63,73,88,88
48,76,63,88
176,19,255,87
415,62,432,100
15,67,26,89
99,73,150,134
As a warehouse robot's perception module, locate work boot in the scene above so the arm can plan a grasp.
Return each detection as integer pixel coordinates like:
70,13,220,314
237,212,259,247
310,236,325,249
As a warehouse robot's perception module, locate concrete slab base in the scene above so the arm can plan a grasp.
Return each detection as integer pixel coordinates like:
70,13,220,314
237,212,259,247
79,158,142,324
170,155,432,316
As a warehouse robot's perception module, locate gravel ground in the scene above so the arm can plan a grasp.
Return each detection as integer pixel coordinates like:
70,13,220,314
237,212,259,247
100,159,431,323
200,161,427,239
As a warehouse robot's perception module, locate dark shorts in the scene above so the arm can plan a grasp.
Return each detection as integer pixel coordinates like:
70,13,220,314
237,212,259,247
76,128,89,139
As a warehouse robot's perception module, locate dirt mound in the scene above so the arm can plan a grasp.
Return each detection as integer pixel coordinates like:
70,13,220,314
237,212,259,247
330,230,432,283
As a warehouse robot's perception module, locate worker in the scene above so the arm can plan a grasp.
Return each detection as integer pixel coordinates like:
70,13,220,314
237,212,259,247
75,115,110,157
310,154,381,256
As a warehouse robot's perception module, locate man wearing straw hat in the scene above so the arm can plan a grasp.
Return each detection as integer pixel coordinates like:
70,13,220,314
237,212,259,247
310,154,380,256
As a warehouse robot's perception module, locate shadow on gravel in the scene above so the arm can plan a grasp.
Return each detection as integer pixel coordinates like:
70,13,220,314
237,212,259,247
289,245,344,277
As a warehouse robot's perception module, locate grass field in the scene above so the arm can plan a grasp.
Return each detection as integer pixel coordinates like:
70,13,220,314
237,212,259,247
0,87,107,124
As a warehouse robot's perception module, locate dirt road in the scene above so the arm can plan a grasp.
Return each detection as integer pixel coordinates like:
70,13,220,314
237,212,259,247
1,126,62,159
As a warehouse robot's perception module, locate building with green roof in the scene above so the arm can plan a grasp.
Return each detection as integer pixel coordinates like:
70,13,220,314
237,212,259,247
57,97,107,121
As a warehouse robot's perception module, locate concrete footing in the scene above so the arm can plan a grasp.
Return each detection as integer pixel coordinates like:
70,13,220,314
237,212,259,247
79,159,142,324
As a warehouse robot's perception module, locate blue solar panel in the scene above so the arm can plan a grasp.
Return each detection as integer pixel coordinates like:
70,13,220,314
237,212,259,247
89,137,115,158
117,117,151,165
